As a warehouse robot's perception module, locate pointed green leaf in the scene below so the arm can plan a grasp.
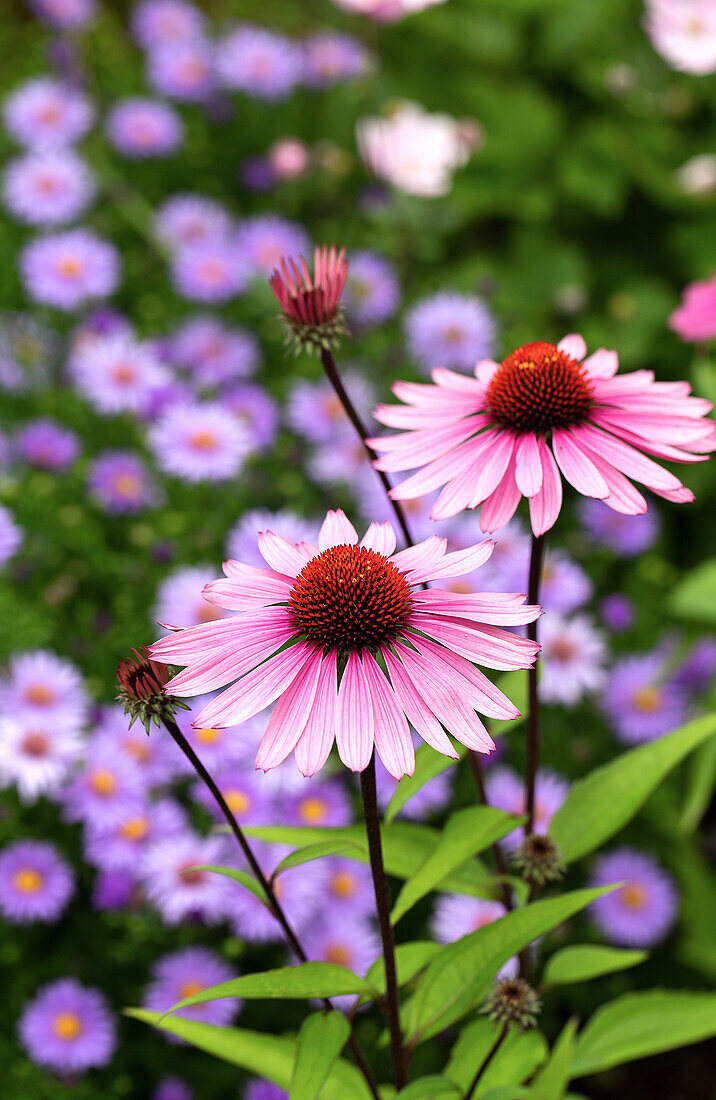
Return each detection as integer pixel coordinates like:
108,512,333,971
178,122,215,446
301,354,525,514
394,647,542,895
531,1018,578,1099
365,941,443,997
550,714,716,862
190,864,270,906
542,945,646,987
395,1077,460,1099
446,1017,547,1094
274,841,364,877
669,557,716,623
290,1011,349,1100
479,1089,532,1100
571,991,716,1077
391,806,523,924
678,735,716,835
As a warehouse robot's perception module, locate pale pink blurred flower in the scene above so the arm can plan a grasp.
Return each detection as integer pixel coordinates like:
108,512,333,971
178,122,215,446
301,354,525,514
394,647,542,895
669,272,716,342
645,0,716,74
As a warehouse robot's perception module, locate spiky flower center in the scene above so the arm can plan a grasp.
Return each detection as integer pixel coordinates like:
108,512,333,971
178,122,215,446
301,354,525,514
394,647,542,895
288,544,414,653
486,341,593,434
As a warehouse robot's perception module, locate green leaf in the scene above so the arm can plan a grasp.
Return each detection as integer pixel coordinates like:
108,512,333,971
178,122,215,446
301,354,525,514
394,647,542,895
273,841,364,877
163,962,378,1017
290,1011,349,1100
365,941,443,997
446,1017,547,1094
395,1077,460,1099
391,807,522,924
386,742,465,824
550,714,716,862
405,887,613,1044
677,735,716,835
531,1018,578,1100
191,865,270,907
669,557,716,623
542,945,646,987
479,1089,532,1100
571,991,716,1077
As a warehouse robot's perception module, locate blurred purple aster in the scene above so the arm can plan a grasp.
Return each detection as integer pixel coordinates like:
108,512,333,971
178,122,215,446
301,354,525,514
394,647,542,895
175,693,254,773
84,797,187,873
18,979,116,1075
493,546,591,616
0,504,23,566
221,383,278,451
143,947,240,1031
539,614,607,706
225,508,318,568
308,432,368,490
94,703,184,786
590,848,678,947
287,372,374,445
578,498,661,557
132,0,205,49
599,593,635,634
3,77,94,150
147,39,215,102
63,743,148,828
323,857,374,918
70,333,170,416
150,400,251,481
600,651,688,745
191,766,274,826
673,636,716,695
106,98,184,159
171,239,248,303
154,564,230,631
245,1084,287,1100
28,0,96,29
240,155,276,193
302,32,373,88
155,193,232,250
21,229,120,311
92,869,137,911
343,250,400,328
0,648,88,727
0,717,83,804
140,832,233,924
88,450,158,514
15,417,80,471
230,842,326,944
375,735,452,819
0,840,74,923
431,895,518,976
0,312,57,392
235,214,310,278
3,150,95,226
301,916,380,1009
405,291,495,372
286,779,352,827
486,765,569,850
170,315,259,386
154,1078,193,1100
216,25,303,102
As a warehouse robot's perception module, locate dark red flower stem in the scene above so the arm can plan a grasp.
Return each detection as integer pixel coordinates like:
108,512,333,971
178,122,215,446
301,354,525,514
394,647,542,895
319,348,415,548
524,532,547,836
161,715,380,1100
359,754,409,1091
464,1023,509,1100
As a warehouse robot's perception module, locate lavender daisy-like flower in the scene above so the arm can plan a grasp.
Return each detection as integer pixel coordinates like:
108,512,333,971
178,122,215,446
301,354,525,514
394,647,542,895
599,593,635,633
175,695,253,772
106,98,183,159
154,1078,193,1100
150,400,251,482
375,740,452,819
286,779,352,827
92,869,137,912
322,857,374,917
154,564,230,631
226,509,318,569
70,333,170,416
191,766,273,826
0,504,23,566
0,717,83,804
155,193,232,250
405,291,496,373
343,250,401,329
245,1081,287,1100
0,840,74,923
143,947,240,1030
3,150,95,226
3,77,94,150
486,765,569,850
287,372,374,446
140,832,233,924
28,0,96,29
673,636,716,694
302,32,373,88
21,229,120,311
590,848,678,947
600,651,688,745
84,796,186,873
147,39,214,102
88,450,158,514
170,315,259,386
14,417,79,471
132,0,205,48
235,214,310,279
222,383,279,451
216,24,303,102
539,614,607,706
231,843,326,944
63,745,147,828
94,703,183,787
302,916,380,1009
171,239,248,303
1,649,88,727
18,979,116,1075
431,894,518,976
578,498,661,557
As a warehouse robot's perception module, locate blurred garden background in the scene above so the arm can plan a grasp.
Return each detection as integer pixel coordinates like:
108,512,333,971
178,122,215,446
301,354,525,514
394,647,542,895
1,0,715,1097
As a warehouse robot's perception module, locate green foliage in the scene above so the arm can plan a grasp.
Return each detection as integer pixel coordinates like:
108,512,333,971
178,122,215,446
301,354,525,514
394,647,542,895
290,1011,350,1100
542,946,647,987
395,1078,460,1099
669,558,716,623
530,1019,578,1100
273,840,365,877
445,1018,547,1095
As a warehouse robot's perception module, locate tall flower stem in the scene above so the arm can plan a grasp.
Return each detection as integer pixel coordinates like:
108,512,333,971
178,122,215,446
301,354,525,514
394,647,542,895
464,1024,508,1100
359,754,409,1091
319,347,415,548
524,533,547,836
161,715,380,1100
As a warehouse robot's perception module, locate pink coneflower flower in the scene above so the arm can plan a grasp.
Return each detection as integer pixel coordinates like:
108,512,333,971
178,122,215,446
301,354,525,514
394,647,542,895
149,401,251,482
370,334,716,534
669,272,716,343
150,509,540,778
269,244,348,353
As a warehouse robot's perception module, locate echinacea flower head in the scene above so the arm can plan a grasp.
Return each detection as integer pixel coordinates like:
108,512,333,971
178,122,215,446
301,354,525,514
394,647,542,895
155,193,232,250
577,498,660,557
405,292,495,373
140,832,233,924
3,150,95,226
106,97,184,159
28,0,96,29
150,509,540,779
236,214,311,279
143,947,240,1030
486,765,569,849
600,651,688,744
302,33,373,88
222,383,278,451
216,24,303,102
18,979,116,1075
668,272,716,343
21,229,120,311
3,77,94,150
170,315,259,387
371,334,716,534
539,613,607,706
590,847,678,946
0,504,23,566
88,450,158,514
1,649,88,728
15,417,79,471
132,0,205,49
0,717,83,804
70,332,170,416
0,840,74,923
149,401,251,482
644,0,716,74
147,39,215,102
269,244,348,354
171,239,248,303
343,250,400,329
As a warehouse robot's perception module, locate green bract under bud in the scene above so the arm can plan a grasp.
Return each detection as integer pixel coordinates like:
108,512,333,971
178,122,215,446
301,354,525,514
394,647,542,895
116,646,188,734
481,977,541,1032
513,832,565,887
278,309,349,357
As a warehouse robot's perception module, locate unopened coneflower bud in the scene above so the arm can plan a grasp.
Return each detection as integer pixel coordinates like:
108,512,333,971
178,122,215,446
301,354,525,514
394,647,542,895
514,833,565,888
269,244,348,355
116,646,188,733
481,977,541,1032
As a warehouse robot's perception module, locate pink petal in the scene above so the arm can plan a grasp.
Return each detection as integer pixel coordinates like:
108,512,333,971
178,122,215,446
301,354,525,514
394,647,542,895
373,421,477,472
430,460,482,520
203,569,293,611
166,622,294,695
390,535,447,576
389,435,490,501
649,484,694,504
193,641,316,729
514,432,544,498
294,651,339,777
432,367,488,392
582,348,618,379
528,439,563,536
411,616,540,670
474,359,500,383
479,453,521,533
585,449,648,515
468,430,516,507
150,608,290,662
552,429,609,498
360,521,397,557
255,648,324,771
258,531,315,577
394,643,494,753
383,647,458,757
410,636,520,721
557,333,587,361
335,652,374,772
407,540,495,584
362,654,414,779
573,423,682,492
411,590,540,626
318,509,358,550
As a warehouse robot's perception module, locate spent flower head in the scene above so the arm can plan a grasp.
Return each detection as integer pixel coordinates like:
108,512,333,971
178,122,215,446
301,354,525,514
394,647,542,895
481,977,541,1031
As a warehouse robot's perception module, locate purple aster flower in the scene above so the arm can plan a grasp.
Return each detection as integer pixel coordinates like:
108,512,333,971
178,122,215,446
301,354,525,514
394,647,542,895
673,636,716,695
175,694,254,773
492,543,591,615
170,315,259,386
0,312,57,392
106,98,183,159
343,250,400,329
140,832,233,924
155,193,232,250
3,150,95,226
3,77,94,150
84,797,187,872
301,916,380,1009
15,417,80,471
21,229,120,311
147,39,214,102
577,498,661,557
171,239,248,303
375,745,452,820
0,504,23,566
63,744,147,828
287,371,375,445
323,858,374,917
92,869,137,911
226,509,318,569
221,383,278,451
144,947,240,1032
216,25,303,102
29,0,96,29
150,400,251,481
235,214,310,278
0,649,88,728
230,842,326,944
0,840,74,923
286,779,352,827
191,766,274,826
600,651,688,745
302,32,373,88
245,1084,287,1100
600,593,635,634
88,450,158,514
240,156,276,193
154,1077,193,1100
405,291,495,373
18,979,116,1075
539,614,607,706
154,564,230,631
308,432,368,490
590,848,678,947
93,703,183,787
132,0,205,49
70,333,170,416
486,766,569,849
0,717,83,804
430,895,518,976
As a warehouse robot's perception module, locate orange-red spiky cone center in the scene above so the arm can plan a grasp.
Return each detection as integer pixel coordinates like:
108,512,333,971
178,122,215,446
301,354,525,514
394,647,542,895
288,544,414,653
486,341,593,433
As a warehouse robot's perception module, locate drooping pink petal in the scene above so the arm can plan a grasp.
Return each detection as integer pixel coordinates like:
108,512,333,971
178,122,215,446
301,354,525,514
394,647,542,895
360,521,397,557
318,509,358,550
572,423,683,492
557,333,587,361
335,652,374,772
474,359,500,383
258,531,316,577
390,535,447,576
383,647,458,756
193,641,316,728
394,643,494,753
552,429,609,498
584,448,648,515
479,453,521,533
150,608,291,662
203,568,293,610
255,648,324,771
430,460,484,520
294,651,338,777
412,590,540,625
389,434,490,501
409,635,520,721
373,421,478,472
362,653,414,779
468,430,516,507
514,432,544,498
528,438,563,536
406,540,494,584
582,348,618,379
165,621,294,695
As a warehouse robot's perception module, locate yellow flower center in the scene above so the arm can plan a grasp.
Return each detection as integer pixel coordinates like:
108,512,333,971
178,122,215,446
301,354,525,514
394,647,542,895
57,255,83,279
224,788,250,816
90,769,117,796
24,683,55,706
113,473,141,498
13,869,43,894
621,883,647,910
119,816,149,841
180,980,204,999
53,1012,82,1040
196,727,220,745
325,942,352,967
331,872,356,898
190,429,218,451
633,686,661,713
299,797,327,824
